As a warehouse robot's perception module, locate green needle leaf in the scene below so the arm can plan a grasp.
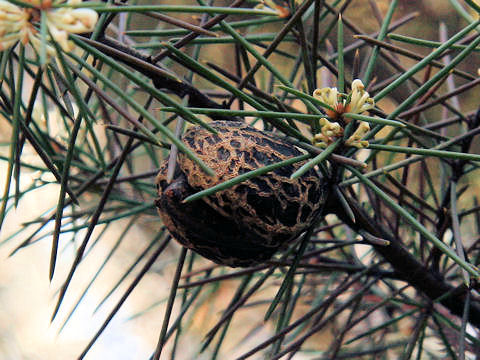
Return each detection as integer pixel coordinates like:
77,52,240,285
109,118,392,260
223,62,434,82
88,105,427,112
347,166,479,278
367,143,480,162
276,85,333,113
363,0,398,86
343,113,405,127
69,39,215,176
374,19,480,102
290,139,341,180
337,15,344,93
62,4,280,17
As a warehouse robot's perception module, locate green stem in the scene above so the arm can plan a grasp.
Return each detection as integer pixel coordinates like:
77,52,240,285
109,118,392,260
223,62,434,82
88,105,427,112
184,154,310,203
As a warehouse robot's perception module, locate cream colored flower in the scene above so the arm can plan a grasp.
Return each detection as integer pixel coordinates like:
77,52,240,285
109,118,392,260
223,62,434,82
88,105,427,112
320,118,343,137
313,118,343,148
346,79,374,115
45,5,98,52
27,28,56,56
345,121,370,148
311,79,374,149
23,1,68,8
0,0,97,56
312,79,374,120
0,1,30,50
313,87,342,118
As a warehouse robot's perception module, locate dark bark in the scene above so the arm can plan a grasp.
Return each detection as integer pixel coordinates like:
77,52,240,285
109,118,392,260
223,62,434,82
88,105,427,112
330,193,480,328
78,28,480,330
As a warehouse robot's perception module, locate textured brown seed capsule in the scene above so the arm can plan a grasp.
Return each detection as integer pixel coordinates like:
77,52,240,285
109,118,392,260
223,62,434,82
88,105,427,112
155,121,328,267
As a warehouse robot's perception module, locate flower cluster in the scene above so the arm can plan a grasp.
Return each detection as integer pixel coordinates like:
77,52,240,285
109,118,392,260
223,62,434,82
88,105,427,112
0,0,98,58
312,79,374,149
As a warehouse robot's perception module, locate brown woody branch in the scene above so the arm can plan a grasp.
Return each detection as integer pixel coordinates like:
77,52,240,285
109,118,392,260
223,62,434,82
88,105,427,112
79,29,480,330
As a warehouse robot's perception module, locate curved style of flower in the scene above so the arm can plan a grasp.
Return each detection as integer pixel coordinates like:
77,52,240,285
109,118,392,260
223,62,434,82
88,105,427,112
313,118,343,147
0,1,31,51
0,0,98,58
344,121,370,148
345,79,375,115
312,79,374,148
254,0,290,18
